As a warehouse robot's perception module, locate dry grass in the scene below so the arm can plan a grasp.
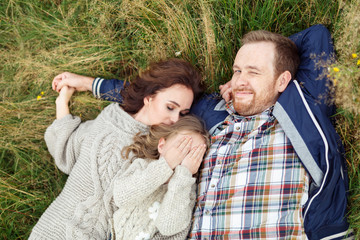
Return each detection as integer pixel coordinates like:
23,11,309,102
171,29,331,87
0,0,359,238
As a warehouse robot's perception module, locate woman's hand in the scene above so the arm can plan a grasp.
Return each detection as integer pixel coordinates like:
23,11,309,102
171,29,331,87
56,85,75,104
56,86,75,120
162,136,192,170
52,72,95,93
181,144,207,174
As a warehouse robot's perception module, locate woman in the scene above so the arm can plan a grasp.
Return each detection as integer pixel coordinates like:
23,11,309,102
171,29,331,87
29,59,204,240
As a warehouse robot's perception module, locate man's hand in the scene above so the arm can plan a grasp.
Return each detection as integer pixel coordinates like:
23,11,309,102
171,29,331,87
181,144,207,174
162,136,192,170
52,72,95,93
219,81,232,102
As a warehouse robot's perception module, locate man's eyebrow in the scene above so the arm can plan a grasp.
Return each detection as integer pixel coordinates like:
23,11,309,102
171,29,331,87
246,65,261,71
233,65,261,71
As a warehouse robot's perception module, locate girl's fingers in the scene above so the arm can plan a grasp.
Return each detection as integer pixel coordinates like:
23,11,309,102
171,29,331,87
192,144,206,161
177,136,192,151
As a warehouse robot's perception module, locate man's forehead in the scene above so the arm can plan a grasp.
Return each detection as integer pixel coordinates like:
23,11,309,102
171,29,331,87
234,42,276,67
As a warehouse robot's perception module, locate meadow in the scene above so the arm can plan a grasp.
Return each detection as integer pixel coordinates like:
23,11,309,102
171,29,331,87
0,0,359,238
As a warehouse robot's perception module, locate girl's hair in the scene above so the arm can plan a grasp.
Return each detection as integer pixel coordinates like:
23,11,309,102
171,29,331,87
121,58,204,115
122,115,210,161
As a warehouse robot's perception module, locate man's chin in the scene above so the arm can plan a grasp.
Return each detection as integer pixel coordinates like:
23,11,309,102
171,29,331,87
233,102,254,116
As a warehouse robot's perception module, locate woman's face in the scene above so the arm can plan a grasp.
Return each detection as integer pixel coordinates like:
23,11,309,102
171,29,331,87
137,84,194,125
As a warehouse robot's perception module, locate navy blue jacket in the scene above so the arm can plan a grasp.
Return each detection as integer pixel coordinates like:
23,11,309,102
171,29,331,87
92,25,352,240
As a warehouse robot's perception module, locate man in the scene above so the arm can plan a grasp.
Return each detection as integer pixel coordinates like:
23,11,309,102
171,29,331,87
53,25,352,239
189,29,309,239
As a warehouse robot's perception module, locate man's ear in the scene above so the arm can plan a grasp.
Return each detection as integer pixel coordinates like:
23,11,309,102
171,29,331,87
277,71,292,93
157,137,166,154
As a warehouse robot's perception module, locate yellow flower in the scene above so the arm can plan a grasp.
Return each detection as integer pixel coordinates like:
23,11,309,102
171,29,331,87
41,91,44,95
37,95,42,100
357,60,360,65
352,53,358,59
333,67,340,72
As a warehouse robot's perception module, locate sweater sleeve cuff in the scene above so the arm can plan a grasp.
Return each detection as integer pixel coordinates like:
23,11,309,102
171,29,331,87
171,165,196,185
158,156,175,176
92,77,104,98
51,114,81,130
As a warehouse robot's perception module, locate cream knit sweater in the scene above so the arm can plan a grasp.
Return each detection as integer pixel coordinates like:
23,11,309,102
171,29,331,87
29,103,148,240
112,157,196,240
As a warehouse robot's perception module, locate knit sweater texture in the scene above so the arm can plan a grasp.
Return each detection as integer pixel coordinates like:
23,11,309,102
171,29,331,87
112,157,196,240
29,103,148,240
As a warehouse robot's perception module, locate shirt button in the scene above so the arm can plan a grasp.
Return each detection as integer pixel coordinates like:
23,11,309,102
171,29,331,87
236,126,240,130
205,210,210,215
211,184,215,188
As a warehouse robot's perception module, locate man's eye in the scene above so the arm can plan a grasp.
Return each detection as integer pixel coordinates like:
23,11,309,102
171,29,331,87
250,71,259,75
167,106,174,111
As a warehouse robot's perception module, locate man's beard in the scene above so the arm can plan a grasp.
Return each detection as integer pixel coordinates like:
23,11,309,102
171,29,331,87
232,88,275,116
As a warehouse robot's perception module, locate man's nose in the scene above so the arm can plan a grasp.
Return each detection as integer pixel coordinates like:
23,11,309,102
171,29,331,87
233,73,248,88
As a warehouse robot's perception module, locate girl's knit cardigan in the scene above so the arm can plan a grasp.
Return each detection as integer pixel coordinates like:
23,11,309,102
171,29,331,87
112,157,196,240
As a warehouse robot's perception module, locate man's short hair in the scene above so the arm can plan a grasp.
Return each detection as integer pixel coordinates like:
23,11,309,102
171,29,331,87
241,30,300,79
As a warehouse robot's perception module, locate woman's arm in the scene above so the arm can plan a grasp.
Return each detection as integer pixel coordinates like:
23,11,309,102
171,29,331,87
113,157,174,207
55,86,75,119
45,86,89,174
155,165,196,236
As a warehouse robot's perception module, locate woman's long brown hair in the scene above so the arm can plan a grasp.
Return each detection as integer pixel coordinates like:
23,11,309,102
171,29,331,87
121,58,204,115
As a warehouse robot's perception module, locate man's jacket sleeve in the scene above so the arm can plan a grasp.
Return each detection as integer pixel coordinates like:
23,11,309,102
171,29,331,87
92,77,127,102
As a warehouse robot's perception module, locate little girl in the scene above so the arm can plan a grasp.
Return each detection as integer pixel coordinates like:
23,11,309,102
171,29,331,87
111,115,209,240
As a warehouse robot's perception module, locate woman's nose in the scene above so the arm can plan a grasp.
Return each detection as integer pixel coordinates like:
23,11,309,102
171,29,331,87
170,113,179,124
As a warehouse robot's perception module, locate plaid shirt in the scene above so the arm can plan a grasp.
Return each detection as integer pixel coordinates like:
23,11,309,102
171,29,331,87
189,103,309,239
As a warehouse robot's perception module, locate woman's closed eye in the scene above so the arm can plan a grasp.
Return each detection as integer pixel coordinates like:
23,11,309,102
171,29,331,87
180,110,190,116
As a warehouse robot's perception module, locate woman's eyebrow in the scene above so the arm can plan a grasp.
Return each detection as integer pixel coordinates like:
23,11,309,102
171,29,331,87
170,101,191,112
169,100,180,107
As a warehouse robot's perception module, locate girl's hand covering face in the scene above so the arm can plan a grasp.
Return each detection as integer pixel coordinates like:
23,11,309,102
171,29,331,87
160,131,207,173
162,136,192,170
181,144,207,174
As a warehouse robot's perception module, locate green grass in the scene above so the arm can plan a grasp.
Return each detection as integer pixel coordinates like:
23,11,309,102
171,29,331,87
0,0,359,238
